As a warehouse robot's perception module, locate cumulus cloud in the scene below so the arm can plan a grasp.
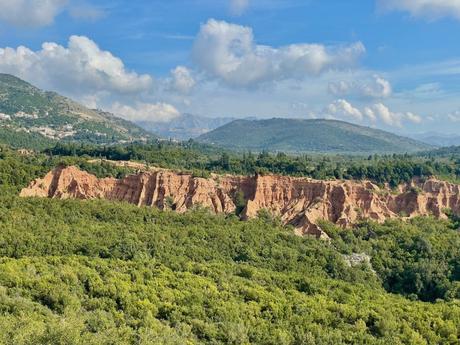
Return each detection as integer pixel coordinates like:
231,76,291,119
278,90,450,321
0,0,102,27
0,35,153,97
364,103,422,126
111,102,180,123
378,0,460,20
323,99,422,127
169,66,196,94
363,106,377,122
405,111,422,123
229,0,249,15
364,103,401,126
325,99,363,121
192,19,365,87
328,75,392,98
0,0,67,27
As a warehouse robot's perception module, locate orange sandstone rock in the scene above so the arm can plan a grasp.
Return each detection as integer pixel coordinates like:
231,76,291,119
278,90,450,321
20,166,460,237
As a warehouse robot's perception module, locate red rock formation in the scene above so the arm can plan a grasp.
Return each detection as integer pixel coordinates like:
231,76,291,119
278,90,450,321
20,166,460,237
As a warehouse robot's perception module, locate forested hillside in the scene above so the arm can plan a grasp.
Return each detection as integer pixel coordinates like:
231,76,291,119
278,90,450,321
197,119,431,154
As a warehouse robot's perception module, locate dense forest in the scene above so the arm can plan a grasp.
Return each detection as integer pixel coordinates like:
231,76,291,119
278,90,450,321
0,194,459,344
0,145,459,344
47,141,460,186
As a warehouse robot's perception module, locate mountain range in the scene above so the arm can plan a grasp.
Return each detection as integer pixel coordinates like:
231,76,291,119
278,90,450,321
135,113,234,140
411,132,460,147
197,118,432,154
0,73,434,154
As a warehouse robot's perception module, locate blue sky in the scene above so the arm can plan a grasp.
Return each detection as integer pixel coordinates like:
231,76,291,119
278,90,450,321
1,0,460,134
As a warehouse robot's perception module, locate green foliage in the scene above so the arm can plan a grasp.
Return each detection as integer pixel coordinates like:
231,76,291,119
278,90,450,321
46,142,460,186
0,147,134,193
234,190,246,216
0,127,56,150
324,218,460,302
0,196,458,343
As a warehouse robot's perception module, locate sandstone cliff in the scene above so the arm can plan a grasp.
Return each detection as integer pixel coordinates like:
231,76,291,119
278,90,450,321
20,166,460,237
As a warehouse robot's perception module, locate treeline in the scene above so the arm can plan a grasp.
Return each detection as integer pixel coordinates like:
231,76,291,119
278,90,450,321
0,147,135,192
419,145,460,160
47,142,460,186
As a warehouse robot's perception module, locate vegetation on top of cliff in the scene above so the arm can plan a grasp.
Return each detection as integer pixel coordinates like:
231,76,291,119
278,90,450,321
46,141,460,186
0,147,135,193
196,118,432,154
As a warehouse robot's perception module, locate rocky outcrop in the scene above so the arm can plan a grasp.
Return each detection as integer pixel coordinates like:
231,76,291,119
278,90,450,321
20,166,460,237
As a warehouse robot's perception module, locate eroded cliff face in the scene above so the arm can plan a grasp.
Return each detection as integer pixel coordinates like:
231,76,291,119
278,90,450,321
20,166,460,237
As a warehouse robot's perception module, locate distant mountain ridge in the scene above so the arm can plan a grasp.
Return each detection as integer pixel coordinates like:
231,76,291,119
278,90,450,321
197,118,432,154
0,73,152,148
136,113,235,140
412,132,460,147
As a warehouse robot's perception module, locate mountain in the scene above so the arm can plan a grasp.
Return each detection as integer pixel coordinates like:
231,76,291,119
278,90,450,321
412,132,460,147
136,113,235,140
197,118,432,154
0,74,152,148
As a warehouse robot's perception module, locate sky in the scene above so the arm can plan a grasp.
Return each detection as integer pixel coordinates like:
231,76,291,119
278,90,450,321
1,0,460,135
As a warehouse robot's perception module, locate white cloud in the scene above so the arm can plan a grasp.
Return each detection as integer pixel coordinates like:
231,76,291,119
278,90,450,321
323,100,423,127
169,66,196,94
0,0,102,27
325,99,363,121
328,75,392,98
378,0,460,20
0,35,153,97
366,103,401,126
230,0,249,15
364,103,422,126
111,102,180,123
361,76,392,98
405,111,422,123
0,0,67,27
192,19,365,87
364,106,377,122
